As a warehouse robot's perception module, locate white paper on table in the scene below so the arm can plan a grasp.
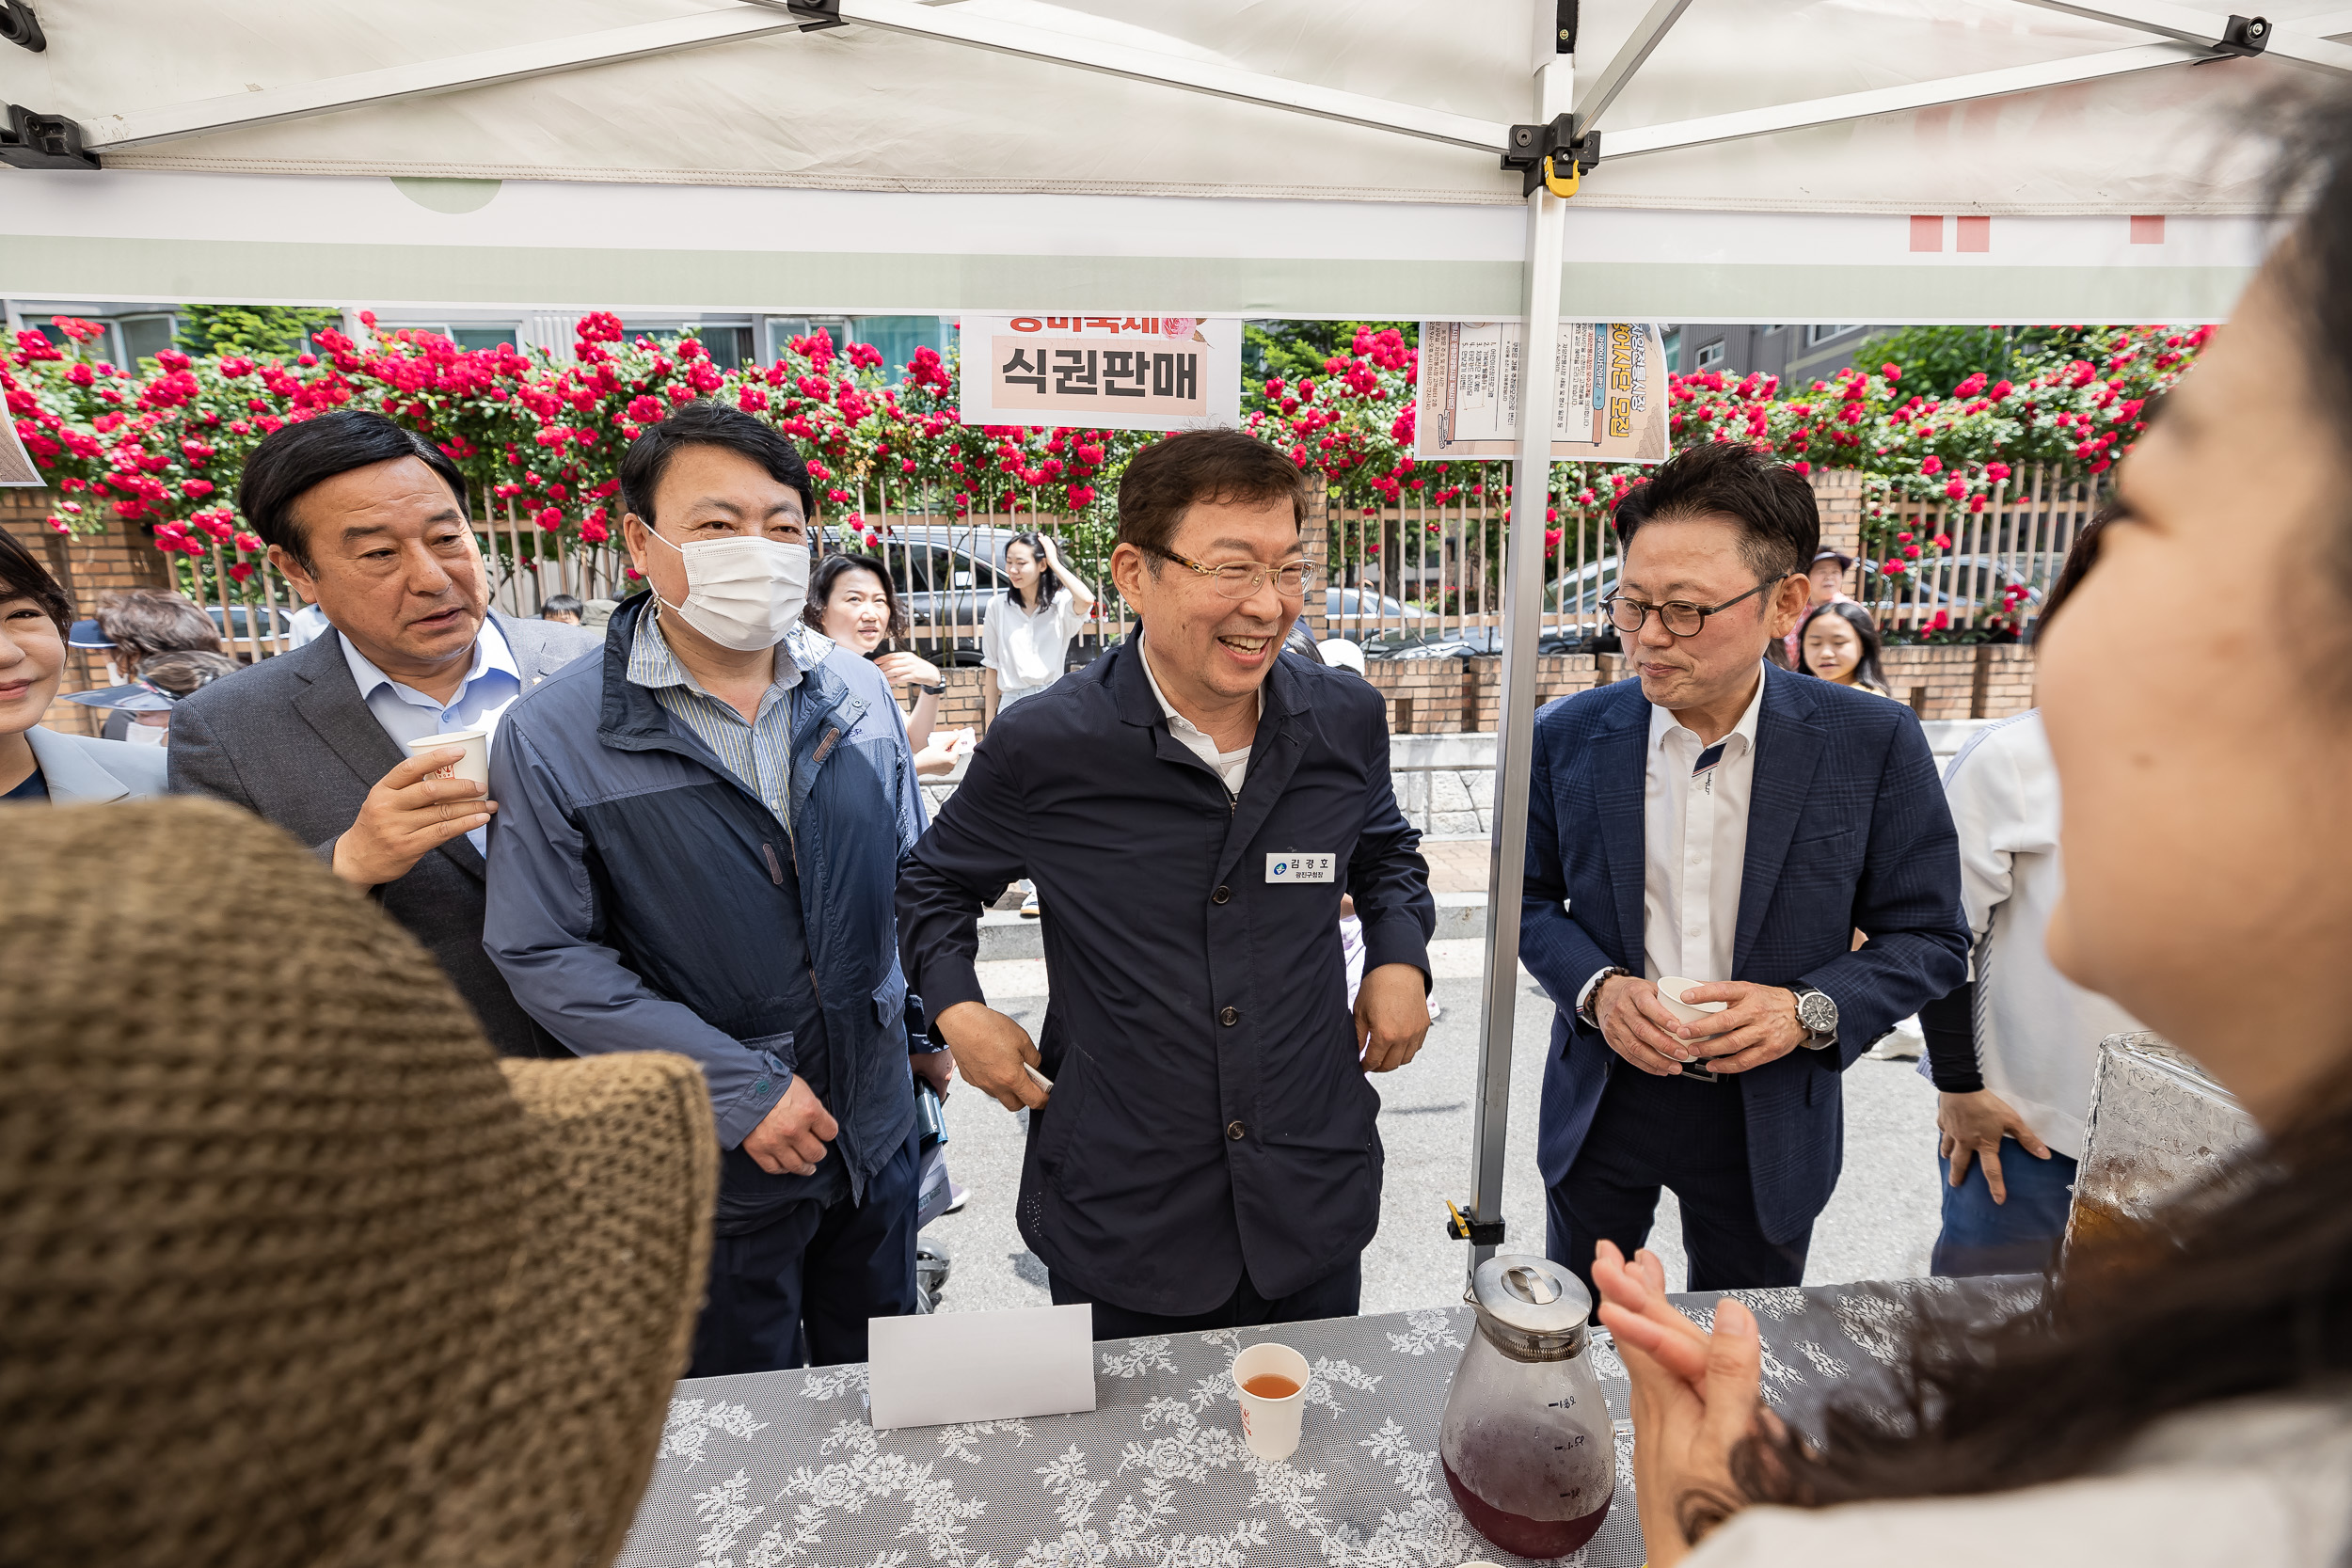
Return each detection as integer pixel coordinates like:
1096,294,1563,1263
866,1304,1097,1430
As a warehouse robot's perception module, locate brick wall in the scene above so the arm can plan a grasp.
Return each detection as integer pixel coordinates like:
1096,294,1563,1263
1881,642,2035,721
3,488,177,736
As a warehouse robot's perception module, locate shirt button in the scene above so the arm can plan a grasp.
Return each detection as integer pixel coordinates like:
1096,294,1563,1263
1219,1006,1239,1026
1227,1120,1247,1141
1212,885,1231,905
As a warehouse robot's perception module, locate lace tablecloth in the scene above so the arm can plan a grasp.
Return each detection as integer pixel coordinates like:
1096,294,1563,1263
617,1276,2033,1568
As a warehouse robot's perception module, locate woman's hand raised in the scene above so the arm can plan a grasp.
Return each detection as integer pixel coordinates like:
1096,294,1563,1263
1592,1240,1772,1567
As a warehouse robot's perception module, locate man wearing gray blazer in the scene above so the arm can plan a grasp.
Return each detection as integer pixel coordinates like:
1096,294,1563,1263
171,412,596,1055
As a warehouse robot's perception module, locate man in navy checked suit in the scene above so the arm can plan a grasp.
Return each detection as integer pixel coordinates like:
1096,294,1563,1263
1521,443,1967,1291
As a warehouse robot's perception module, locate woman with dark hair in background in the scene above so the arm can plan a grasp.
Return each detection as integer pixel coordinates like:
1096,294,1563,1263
1597,89,2352,1567
0,531,168,804
979,530,1094,728
804,552,967,777
1795,599,1891,696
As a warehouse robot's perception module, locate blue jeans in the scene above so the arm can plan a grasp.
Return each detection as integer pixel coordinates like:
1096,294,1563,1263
1931,1137,2078,1278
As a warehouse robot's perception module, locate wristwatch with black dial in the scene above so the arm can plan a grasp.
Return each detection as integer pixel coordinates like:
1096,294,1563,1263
1790,984,1839,1050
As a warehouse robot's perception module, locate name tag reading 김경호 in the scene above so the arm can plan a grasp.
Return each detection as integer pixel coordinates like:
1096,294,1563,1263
1267,853,1336,884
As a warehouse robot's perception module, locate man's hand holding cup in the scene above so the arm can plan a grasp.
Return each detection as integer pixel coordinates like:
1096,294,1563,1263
330,745,498,890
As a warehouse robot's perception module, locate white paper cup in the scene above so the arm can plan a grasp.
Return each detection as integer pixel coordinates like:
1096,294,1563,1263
404,728,491,792
1232,1341,1311,1462
1655,975,1730,1073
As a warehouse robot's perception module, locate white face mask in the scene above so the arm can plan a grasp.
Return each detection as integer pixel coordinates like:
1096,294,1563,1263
644,528,810,653
124,719,170,747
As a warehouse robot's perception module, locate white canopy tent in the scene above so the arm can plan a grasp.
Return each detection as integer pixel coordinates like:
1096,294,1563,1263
3,0,2344,1266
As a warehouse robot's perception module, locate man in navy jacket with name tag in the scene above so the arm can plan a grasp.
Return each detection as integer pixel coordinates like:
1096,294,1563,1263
1521,443,1967,1292
898,431,1437,1338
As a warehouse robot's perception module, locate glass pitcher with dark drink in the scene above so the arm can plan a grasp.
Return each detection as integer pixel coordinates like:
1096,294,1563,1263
1439,1253,1615,1559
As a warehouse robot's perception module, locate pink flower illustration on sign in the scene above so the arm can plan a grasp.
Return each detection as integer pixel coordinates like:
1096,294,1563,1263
1162,316,1209,344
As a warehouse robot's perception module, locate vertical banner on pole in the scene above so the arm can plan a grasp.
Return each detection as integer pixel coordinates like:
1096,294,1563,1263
0,412,41,485
1416,321,1671,464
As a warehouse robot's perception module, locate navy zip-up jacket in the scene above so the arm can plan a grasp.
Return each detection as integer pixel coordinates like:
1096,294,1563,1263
897,634,1435,1315
484,594,930,1224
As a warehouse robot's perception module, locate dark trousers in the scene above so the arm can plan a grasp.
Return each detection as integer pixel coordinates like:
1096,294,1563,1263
688,1124,922,1378
1546,1067,1812,1296
1932,1140,2077,1278
1049,1256,1362,1341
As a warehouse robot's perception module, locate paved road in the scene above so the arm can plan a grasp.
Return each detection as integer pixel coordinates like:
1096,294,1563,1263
918,941,1944,1316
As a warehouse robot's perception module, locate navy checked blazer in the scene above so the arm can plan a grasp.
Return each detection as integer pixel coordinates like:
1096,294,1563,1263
1518,663,1968,1243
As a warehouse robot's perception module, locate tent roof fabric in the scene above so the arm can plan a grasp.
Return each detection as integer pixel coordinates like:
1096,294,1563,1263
0,0,2336,211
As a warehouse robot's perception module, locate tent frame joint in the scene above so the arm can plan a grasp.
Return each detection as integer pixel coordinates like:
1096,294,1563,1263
1500,113,1598,197
1445,1200,1507,1247
0,0,44,54
2215,13,2272,55
0,103,98,169
786,0,846,34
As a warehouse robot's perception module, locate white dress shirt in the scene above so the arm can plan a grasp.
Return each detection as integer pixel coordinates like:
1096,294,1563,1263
981,589,1085,692
1138,632,1259,797
1579,663,1770,1013
1935,710,2142,1158
340,616,522,854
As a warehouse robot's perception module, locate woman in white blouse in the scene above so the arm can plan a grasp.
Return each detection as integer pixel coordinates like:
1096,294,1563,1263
980,531,1095,727
1595,93,2352,1568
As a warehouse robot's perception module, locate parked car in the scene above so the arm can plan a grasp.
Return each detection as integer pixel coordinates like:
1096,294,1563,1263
856,522,1122,667
1324,586,1430,626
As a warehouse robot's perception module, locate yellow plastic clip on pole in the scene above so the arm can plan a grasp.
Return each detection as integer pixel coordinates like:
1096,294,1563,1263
1542,152,1581,199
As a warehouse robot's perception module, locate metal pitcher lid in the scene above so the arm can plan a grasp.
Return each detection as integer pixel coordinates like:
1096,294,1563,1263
1468,1254,1592,1349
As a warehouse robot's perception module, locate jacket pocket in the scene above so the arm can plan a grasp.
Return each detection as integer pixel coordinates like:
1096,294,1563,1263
871,968,909,1029
741,1029,797,1072
1033,1036,1088,1174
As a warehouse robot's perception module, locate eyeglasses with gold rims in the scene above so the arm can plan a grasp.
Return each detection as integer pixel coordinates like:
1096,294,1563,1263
1142,545,1320,601
1601,580,1778,638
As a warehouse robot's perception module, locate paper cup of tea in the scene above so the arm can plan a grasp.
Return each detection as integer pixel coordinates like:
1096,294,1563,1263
1654,976,1728,1032
1232,1341,1311,1462
1654,975,1730,1072
405,728,491,792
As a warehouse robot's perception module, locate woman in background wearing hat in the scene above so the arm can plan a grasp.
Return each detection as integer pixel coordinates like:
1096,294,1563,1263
70,586,225,740
1779,546,1855,667
0,531,168,805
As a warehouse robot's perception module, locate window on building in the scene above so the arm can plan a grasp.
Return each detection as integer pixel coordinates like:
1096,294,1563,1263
450,326,519,352
1806,324,1861,346
118,314,177,367
1694,339,1726,369
851,315,948,378
767,316,851,363
1661,328,1680,372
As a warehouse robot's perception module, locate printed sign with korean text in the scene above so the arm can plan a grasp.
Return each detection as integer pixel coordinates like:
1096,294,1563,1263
959,315,1242,433
1415,320,1669,463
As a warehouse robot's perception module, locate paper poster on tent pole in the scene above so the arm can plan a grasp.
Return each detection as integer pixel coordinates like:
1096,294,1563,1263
958,314,1242,433
1416,321,1671,464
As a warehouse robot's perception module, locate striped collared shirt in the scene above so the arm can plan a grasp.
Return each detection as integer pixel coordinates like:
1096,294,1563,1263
626,605,831,832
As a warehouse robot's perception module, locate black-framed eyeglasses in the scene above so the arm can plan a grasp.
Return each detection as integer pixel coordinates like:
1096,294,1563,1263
1144,544,1319,600
1602,580,1774,638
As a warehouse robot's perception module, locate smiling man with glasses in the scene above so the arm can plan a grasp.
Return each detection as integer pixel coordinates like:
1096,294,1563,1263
1521,440,1968,1296
898,429,1436,1339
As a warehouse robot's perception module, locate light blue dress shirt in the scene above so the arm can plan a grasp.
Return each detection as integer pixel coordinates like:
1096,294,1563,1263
340,617,523,855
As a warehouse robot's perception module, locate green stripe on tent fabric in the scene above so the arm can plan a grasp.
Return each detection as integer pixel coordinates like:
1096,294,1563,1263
0,234,2252,320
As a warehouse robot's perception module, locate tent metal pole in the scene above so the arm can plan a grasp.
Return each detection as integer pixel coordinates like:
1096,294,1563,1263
1461,32,1573,1278
1575,0,1697,136
84,8,807,150
2009,0,2352,75
1603,40,2207,158
800,0,1509,150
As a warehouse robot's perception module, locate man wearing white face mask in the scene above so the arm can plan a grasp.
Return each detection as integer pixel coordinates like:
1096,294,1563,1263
485,402,939,1376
